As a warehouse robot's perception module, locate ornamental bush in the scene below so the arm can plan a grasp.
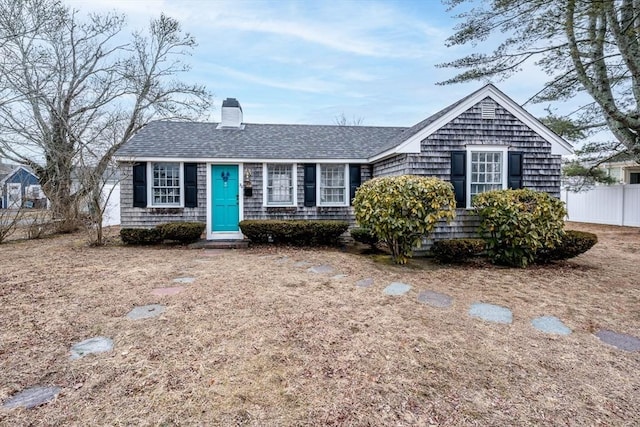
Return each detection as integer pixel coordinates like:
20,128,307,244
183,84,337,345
350,227,379,247
535,230,597,263
472,188,567,267
431,238,485,263
238,220,348,246
120,227,164,245
157,221,205,243
353,175,456,264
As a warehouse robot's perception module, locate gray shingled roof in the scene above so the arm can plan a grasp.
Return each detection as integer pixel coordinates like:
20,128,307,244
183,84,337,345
116,121,408,160
371,87,484,157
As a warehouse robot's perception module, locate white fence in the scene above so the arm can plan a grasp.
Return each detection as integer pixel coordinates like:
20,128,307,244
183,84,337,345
102,183,120,227
561,184,640,227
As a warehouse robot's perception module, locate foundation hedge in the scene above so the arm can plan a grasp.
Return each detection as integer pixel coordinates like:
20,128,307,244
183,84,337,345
239,220,349,246
431,238,485,263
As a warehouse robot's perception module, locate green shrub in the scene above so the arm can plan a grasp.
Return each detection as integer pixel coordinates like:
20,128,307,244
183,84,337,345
535,230,597,263
431,238,485,263
353,175,456,264
473,188,567,267
157,221,205,243
239,220,349,246
350,227,379,246
120,228,164,245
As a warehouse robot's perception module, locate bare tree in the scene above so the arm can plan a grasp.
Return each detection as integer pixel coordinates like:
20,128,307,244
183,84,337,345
0,0,213,231
334,113,364,126
440,0,640,161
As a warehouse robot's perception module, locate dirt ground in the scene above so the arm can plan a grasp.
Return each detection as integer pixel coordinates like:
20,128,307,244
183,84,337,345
0,222,639,426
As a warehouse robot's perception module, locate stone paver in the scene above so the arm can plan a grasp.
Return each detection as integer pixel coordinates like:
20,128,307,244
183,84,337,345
355,278,374,288
70,336,114,360
468,302,513,324
151,286,185,297
531,316,572,335
417,290,453,308
383,282,411,296
294,261,312,268
595,329,640,352
127,304,166,320
173,277,195,284
307,265,335,274
2,386,62,409
331,274,348,280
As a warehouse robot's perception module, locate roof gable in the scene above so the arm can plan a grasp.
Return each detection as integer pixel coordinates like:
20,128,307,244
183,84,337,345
0,165,37,186
370,84,573,161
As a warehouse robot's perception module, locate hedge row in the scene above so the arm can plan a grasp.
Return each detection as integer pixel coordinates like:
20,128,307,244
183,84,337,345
350,227,379,246
239,220,348,246
431,238,485,263
431,230,597,264
120,221,205,245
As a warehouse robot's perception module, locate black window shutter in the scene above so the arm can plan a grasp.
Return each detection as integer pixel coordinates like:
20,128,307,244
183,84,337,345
450,151,466,208
184,163,198,207
508,152,523,189
303,164,316,207
133,162,147,208
349,164,362,205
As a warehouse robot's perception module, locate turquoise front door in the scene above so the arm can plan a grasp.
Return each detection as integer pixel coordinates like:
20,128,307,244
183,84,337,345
211,165,239,232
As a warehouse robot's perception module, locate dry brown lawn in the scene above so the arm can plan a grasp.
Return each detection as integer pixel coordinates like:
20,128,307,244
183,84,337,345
0,222,639,426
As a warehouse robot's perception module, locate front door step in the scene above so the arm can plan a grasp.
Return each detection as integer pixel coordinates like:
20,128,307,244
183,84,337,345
188,239,249,249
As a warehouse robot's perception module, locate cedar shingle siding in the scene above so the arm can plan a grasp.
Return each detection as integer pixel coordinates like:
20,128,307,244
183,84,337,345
115,85,570,242
120,162,207,228
242,163,371,224
372,98,561,242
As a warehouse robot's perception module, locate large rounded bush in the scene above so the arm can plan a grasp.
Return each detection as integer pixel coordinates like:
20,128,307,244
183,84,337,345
353,175,456,264
535,230,597,263
472,188,567,267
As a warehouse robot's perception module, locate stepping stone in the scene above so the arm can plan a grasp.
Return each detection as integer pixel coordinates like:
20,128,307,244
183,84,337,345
307,265,335,274
70,337,114,360
151,286,185,297
531,316,572,335
294,261,312,268
355,278,374,288
275,256,289,264
595,329,640,352
468,302,513,324
383,282,411,296
417,290,453,308
127,304,166,320
331,274,347,280
173,277,195,284
2,386,62,409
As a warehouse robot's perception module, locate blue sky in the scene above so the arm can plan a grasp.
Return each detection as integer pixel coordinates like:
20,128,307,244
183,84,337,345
67,0,569,127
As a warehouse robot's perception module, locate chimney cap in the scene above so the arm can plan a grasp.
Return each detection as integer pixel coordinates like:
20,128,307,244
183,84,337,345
222,98,242,110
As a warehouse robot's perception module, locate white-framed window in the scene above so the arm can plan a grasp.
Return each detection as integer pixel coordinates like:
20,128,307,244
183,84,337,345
318,164,348,206
466,146,508,207
150,162,182,206
264,163,296,206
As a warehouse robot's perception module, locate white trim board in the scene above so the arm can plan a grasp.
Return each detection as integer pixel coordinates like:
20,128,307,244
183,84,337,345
368,84,573,162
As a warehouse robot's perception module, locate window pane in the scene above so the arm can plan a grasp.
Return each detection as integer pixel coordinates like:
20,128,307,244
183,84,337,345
470,152,503,198
152,162,181,206
320,165,345,204
267,164,293,205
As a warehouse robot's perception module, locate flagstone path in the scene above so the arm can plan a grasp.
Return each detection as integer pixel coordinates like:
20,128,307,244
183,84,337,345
3,262,639,411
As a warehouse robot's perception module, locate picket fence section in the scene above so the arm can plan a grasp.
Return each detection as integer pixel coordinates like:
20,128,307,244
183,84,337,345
561,184,640,227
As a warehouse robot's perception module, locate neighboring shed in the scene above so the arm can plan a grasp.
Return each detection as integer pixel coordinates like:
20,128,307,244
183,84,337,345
0,165,46,209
